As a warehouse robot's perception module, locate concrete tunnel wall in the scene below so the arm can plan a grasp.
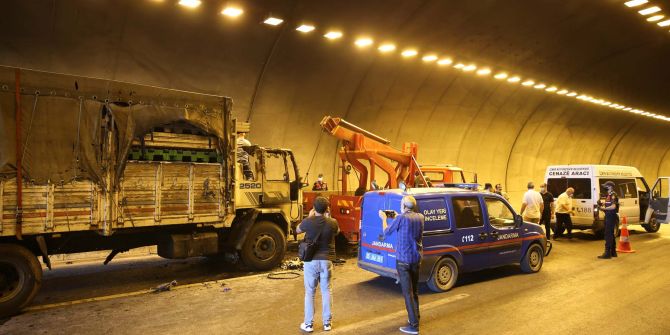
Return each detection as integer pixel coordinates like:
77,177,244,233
2,0,670,207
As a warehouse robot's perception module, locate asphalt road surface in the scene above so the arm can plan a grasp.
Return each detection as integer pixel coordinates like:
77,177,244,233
2,226,669,335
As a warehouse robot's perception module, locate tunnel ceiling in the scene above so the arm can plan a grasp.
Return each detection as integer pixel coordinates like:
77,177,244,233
2,0,670,202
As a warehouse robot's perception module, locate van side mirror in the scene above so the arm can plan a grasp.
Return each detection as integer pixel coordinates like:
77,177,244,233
514,215,523,227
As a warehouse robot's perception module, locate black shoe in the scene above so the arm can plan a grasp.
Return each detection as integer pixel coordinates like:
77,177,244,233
399,326,419,334
567,233,573,239
597,254,611,259
611,251,618,257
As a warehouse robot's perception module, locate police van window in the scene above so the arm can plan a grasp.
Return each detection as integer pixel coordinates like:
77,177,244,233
548,178,591,199
484,197,515,228
451,197,483,229
600,179,636,199
418,198,450,231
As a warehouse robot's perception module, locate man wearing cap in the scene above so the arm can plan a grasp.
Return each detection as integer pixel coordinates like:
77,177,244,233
379,196,424,335
598,181,619,259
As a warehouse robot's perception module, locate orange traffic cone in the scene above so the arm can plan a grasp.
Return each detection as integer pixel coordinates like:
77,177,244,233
616,216,636,253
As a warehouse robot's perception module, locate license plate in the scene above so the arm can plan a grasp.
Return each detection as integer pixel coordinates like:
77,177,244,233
365,252,384,263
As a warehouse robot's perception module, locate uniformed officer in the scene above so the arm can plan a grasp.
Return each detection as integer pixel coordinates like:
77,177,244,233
598,181,619,259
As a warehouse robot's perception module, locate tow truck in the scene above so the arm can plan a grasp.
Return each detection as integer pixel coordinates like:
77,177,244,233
303,116,477,246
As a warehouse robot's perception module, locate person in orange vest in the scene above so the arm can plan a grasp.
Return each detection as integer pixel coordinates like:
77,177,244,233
312,173,328,191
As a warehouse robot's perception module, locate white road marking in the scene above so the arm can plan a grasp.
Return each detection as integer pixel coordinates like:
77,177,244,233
331,293,469,333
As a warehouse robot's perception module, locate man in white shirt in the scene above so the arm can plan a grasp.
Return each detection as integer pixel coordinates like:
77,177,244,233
555,187,575,239
236,132,254,180
520,182,544,223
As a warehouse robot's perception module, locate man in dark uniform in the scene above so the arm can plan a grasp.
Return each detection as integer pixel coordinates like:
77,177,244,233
312,173,328,191
539,183,555,240
598,181,619,259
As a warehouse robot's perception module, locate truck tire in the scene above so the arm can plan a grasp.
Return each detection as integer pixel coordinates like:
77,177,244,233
642,217,661,233
241,221,286,271
520,243,543,273
426,257,458,293
0,244,42,317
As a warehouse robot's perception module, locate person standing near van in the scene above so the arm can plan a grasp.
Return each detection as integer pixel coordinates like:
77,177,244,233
379,196,424,335
598,181,619,259
555,187,575,239
520,182,544,223
296,197,340,332
495,183,510,200
539,183,555,239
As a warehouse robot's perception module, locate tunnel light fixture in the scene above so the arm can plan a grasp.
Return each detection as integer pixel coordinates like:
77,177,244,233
494,72,508,80
462,64,477,71
638,6,661,15
507,76,521,83
556,89,568,95
566,92,578,97
296,24,315,33
625,0,648,7
422,54,439,62
221,6,244,18
616,105,626,110
354,38,374,48
178,0,201,8
521,80,535,86
401,49,418,58
533,83,546,89
378,43,396,53
263,17,283,26
323,31,343,40
658,19,670,26
647,14,665,22
545,86,558,92
476,67,491,76
437,58,453,66
624,107,633,111
453,63,465,69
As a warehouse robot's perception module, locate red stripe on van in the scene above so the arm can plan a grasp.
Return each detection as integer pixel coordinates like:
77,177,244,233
361,242,395,253
424,235,544,255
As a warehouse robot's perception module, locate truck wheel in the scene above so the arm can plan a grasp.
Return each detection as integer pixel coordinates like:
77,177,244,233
241,221,286,271
643,217,661,233
426,257,458,292
520,243,543,273
0,244,42,317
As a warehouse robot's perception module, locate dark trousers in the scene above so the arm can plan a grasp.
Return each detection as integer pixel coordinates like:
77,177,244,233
604,213,617,254
540,211,552,239
396,261,420,328
556,213,572,237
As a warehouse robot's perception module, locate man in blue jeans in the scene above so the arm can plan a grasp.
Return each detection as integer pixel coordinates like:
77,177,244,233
379,195,425,334
296,196,340,332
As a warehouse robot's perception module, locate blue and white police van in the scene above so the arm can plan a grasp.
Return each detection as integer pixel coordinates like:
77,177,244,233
358,188,550,292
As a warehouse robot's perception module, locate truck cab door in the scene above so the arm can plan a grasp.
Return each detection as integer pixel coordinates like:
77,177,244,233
650,177,670,223
260,151,291,206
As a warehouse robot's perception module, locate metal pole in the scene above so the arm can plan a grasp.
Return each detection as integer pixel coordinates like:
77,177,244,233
14,68,23,239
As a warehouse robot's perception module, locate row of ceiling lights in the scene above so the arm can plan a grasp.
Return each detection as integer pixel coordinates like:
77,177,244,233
171,0,669,122
624,0,670,31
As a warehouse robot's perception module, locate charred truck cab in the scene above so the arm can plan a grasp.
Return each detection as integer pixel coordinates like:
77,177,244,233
358,188,549,293
0,67,302,316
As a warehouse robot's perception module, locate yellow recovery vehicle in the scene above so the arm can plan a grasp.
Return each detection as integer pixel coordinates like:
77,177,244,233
0,67,303,316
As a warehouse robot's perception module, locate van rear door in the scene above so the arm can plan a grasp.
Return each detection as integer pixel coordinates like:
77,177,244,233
547,177,594,225
650,178,670,223
358,192,401,277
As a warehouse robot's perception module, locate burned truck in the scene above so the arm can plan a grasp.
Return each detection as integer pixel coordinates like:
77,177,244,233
0,67,303,316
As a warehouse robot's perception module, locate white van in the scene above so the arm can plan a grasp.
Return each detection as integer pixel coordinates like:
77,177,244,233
544,165,669,238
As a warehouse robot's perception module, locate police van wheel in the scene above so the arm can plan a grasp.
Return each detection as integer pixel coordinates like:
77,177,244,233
521,244,543,273
643,217,661,233
241,221,286,271
0,244,42,317
427,257,458,293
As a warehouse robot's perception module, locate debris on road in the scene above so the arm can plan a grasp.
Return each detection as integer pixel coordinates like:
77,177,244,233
151,280,177,293
281,257,303,270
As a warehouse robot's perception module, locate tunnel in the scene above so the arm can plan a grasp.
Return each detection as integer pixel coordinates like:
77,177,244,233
2,0,670,203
